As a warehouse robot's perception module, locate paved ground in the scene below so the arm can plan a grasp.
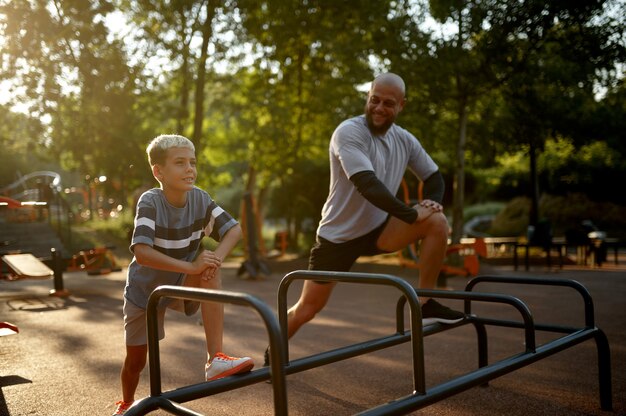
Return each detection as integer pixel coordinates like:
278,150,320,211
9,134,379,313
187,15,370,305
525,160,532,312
1,254,625,416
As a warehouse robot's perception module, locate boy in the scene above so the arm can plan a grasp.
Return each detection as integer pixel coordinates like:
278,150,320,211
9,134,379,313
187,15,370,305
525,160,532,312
113,134,253,415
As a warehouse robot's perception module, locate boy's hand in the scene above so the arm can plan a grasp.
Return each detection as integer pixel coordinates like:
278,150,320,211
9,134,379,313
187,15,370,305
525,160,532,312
190,250,222,275
201,266,219,281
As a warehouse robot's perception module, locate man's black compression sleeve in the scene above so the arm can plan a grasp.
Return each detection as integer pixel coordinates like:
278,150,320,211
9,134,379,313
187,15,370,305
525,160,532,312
350,171,417,224
422,170,445,204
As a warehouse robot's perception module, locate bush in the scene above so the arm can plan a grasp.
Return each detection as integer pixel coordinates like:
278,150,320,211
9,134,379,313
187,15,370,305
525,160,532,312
488,197,530,237
488,193,626,238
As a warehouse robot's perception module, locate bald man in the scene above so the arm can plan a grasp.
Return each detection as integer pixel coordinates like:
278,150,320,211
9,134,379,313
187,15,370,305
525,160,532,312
265,73,463,364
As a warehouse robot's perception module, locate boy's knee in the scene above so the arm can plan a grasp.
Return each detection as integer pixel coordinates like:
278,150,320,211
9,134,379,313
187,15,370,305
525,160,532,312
124,356,146,374
200,274,222,290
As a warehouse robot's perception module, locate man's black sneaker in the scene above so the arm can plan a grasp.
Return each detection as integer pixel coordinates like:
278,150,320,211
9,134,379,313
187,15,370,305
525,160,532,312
421,299,465,325
263,346,270,367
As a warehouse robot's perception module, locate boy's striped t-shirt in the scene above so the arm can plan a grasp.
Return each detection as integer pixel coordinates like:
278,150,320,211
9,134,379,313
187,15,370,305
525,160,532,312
125,187,238,309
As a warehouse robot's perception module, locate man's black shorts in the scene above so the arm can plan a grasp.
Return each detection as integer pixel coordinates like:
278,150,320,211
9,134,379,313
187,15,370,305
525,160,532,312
308,220,389,274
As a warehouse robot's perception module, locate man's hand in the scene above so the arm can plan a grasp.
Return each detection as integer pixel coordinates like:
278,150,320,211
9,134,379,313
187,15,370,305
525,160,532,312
420,199,443,212
414,199,443,223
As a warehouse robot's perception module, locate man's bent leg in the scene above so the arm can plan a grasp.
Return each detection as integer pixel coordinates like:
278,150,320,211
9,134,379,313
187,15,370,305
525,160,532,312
377,211,449,296
377,211,463,324
287,280,337,339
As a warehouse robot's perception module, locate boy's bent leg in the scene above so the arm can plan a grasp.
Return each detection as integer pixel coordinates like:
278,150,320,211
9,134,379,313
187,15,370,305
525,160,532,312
184,272,254,381
287,280,337,339
120,344,147,403
185,272,224,360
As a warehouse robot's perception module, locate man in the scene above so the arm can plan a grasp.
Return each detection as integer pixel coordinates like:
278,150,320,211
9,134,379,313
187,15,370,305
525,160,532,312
268,73,463,363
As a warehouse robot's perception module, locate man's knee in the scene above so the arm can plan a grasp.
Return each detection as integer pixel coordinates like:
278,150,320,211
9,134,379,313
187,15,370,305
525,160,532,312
426,212,449,236
291,283,333,324
292,301,323,324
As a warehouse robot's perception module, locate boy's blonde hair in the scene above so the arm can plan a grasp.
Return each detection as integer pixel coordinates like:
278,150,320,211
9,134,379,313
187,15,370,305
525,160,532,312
146,134,195,166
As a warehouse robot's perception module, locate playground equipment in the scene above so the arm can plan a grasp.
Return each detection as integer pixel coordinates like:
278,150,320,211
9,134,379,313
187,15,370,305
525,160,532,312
0,322,19,337
65,245,122,275
1,248,69,297
1,253,54,279
0,171,61,202
126,270,612,415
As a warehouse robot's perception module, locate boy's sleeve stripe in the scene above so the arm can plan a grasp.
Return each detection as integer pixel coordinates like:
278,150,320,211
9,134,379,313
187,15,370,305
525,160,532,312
155,218,205,240
211,206,224,218
136,217,155,229
218,218,238,240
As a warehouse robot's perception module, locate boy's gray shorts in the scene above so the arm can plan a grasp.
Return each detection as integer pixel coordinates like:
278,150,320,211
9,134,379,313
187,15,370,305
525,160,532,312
123,296,199,346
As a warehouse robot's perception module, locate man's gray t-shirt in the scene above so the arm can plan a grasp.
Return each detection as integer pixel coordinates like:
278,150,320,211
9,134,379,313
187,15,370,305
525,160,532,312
317,115,438,243
125,187,238,309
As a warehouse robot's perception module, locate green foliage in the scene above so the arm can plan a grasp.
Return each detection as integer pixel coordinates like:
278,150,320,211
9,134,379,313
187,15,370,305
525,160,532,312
0,107,47,187
463,202,506,222
1,0,625,252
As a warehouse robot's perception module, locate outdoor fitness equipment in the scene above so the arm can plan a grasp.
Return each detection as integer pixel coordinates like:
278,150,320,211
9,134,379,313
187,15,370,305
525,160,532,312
126,270,612,415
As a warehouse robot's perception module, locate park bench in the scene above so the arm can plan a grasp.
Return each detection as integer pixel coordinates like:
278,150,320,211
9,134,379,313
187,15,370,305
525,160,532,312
125,270,612,416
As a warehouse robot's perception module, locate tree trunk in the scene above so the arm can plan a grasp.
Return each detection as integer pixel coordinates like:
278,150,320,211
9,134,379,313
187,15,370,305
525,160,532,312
450,5,467,245
529,140,539,227
176,7,190,133
451,96,468,244
191,1,217,151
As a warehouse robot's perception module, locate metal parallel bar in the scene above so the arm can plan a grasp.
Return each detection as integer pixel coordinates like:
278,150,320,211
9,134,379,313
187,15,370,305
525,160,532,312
285,333,411,374
413,289,536,353
471,317,581,335
471,320,489,384
158,367,272,402
594,328,613,411
357,327,606,416
277,270,426,394
126,285,288,416
464,276,595,327
154,397,204,416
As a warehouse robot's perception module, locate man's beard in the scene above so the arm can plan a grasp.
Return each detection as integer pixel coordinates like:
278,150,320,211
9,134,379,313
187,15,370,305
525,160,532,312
364,104,394,136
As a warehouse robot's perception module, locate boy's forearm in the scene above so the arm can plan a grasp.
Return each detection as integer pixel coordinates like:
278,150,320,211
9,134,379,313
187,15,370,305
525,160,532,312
134,244,195,275
213,224,243,261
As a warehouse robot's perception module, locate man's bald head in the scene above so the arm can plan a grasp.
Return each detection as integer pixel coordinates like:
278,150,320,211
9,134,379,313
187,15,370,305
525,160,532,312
371,73,406,100
364,73,407,135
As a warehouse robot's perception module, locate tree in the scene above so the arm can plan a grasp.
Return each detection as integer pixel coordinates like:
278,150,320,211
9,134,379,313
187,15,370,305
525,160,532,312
0,0,145,202
484,0,626,226
224,0,397,244
384,0,626,241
